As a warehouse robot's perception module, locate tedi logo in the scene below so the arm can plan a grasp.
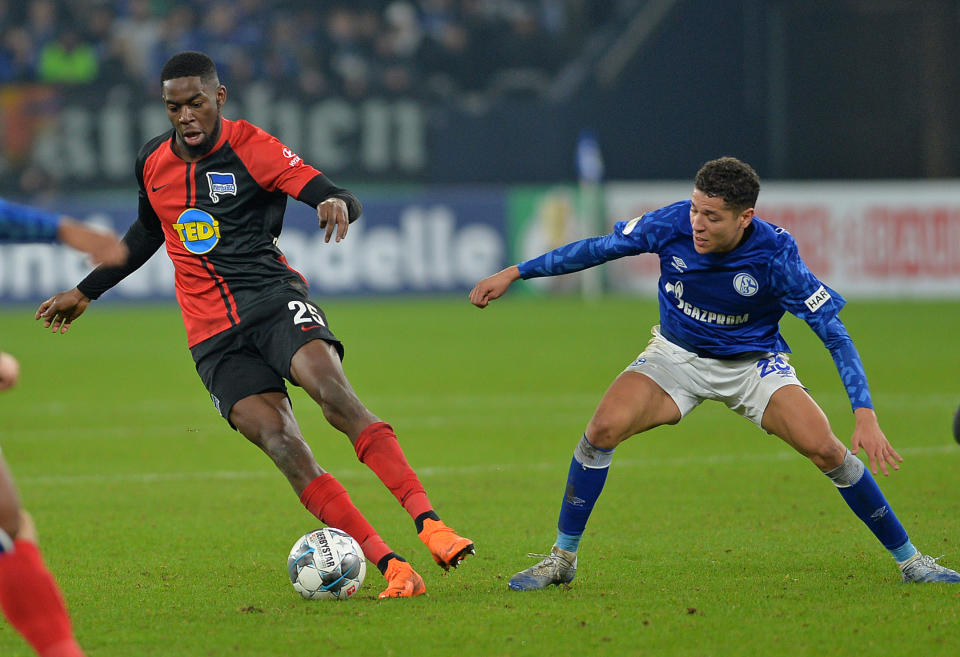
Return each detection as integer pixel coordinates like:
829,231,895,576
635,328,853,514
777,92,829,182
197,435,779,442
173,208,221,254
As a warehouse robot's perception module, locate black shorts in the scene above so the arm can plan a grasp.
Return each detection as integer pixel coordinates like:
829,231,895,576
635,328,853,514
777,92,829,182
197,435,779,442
190,294,344,427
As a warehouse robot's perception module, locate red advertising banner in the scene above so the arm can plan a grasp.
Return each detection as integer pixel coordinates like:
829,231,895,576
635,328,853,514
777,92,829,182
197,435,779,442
605,182,960,298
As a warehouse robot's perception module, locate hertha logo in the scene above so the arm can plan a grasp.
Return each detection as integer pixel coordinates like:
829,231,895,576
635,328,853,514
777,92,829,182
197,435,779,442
206,172,238,203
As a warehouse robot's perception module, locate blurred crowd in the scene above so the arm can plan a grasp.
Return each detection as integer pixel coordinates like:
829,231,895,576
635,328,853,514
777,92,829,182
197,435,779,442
0,0,622,101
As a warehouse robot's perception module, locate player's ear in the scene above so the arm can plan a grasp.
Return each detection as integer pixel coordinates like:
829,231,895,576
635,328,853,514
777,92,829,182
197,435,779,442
739,207,754,227
216,85,227,108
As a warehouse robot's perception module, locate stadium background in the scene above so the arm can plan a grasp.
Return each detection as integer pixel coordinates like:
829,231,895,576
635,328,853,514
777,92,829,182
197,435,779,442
1,0,958,302
2,3,960,656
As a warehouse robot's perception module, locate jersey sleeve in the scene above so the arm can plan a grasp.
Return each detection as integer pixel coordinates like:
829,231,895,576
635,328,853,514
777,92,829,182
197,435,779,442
77,186,164,300
769,235,871,410
0,197,61,242
812,316,874,410
517,214,660,279
232,121,325,200
296,173,362,223
769,234,846,331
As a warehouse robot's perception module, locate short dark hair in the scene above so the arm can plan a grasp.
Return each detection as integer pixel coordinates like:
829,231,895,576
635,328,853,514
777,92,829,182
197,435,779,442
161,51,218,85
694,157,760,212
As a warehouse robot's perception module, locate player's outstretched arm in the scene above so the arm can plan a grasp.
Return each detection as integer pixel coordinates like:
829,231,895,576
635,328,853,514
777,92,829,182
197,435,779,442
470,265,521,308
35,288,90,335
850,407,902,476
56,218,128,266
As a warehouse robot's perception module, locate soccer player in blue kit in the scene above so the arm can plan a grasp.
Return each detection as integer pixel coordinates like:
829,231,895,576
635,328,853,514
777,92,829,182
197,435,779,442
469,156,960,589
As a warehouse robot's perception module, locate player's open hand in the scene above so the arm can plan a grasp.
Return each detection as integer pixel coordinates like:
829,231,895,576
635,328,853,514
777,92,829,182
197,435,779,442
317,198,349,243
35,287,90,334
469,266,521,308
850,407,902,476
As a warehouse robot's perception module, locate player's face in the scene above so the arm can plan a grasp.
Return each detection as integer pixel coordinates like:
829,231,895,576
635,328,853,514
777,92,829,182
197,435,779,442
162,76,226,161
689,188,754,254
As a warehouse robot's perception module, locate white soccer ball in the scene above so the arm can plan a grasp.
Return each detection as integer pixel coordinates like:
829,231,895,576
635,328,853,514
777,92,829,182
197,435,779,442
287,527,366,600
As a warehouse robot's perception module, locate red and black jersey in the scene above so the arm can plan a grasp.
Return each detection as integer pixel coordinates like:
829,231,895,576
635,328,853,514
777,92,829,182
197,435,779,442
78,118,361,347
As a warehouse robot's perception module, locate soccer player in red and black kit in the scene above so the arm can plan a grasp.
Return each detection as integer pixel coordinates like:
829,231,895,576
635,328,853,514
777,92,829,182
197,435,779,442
36,51,473,599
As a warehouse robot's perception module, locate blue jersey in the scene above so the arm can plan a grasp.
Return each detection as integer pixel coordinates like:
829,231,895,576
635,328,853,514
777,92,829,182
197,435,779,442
518,200,872,410
0,197,60,243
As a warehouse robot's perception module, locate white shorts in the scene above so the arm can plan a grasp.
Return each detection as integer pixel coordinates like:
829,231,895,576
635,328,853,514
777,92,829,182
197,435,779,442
623,326,804,427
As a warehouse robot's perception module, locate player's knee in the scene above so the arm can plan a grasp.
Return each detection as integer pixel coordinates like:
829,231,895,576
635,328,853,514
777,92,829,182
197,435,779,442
585,413,632,450
256,420,302,454
808,439,847,472
0,506,29,544
318,387,375,434
14,510,36,543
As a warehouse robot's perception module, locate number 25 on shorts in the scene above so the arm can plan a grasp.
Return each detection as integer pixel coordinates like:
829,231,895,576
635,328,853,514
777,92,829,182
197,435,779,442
288,300,326,329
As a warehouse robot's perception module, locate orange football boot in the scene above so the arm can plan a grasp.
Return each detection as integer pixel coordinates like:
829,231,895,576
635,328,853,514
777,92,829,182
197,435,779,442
418,518,476,571
378,559,426,599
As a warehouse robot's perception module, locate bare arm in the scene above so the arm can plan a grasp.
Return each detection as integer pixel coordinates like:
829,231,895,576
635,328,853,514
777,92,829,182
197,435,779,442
56,218,128,266
469,266,521,308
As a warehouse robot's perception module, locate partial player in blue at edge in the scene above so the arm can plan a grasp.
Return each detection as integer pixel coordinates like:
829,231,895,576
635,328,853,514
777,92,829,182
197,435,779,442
469,156,960,589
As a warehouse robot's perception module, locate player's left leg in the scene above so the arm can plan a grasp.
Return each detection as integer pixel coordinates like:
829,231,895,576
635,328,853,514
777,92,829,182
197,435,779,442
0,460,85,657
290,339,474,570
763,385,960,583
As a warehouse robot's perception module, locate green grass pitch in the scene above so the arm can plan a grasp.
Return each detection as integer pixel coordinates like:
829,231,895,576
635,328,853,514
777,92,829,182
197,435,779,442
1,295,959,656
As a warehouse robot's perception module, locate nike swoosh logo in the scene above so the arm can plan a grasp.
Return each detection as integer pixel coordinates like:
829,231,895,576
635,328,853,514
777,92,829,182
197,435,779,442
151,184,169,192
301,325,324,332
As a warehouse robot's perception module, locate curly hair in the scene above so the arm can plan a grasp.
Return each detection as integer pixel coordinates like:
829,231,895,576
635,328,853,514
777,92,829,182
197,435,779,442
694,157,760,212
161,51,218,86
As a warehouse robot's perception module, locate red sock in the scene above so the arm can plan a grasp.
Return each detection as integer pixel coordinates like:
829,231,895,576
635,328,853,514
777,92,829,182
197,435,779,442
354,422,433,521
0,540,85,657
299,474,392,566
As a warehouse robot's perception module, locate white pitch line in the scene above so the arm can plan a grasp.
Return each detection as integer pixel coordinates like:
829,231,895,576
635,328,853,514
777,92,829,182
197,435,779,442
14,444,957,487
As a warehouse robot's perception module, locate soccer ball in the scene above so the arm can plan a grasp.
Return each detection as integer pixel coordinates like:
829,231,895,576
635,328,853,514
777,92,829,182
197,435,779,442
287,528,366,600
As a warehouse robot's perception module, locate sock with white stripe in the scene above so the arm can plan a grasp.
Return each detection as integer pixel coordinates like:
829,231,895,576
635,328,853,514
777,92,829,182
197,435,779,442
556,435,614,553
825,449,913,560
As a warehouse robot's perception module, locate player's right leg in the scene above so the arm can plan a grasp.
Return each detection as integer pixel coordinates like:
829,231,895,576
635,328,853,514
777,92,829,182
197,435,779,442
510,370,682,591
0,458,85,657
230,392,426,598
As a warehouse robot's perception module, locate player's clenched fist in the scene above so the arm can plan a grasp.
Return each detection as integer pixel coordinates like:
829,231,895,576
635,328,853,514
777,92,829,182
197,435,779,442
469,266,521,308
0,351,19,391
